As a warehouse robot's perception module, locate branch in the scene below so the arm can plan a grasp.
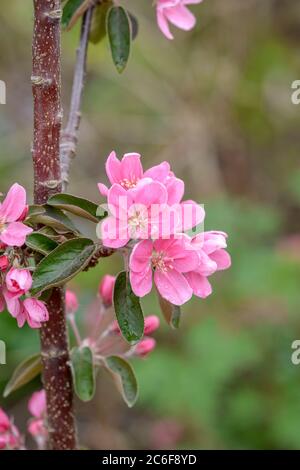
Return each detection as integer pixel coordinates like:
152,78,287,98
32,0,77,450
60,6,95,191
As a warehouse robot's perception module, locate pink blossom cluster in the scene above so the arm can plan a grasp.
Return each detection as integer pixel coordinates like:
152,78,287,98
98,152,231,306
0,408,23,450
0,389,47,451
156,0,203,40
0,183,49,328
66,276,159,359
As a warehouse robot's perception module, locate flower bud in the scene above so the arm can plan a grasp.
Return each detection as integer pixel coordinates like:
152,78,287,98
134,337,156,357
98,275,115,306
65,289,79,315
144,315,160,335
5,267,32,297
0,255,9,272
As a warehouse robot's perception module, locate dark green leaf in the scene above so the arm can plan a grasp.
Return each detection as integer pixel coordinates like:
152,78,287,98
62,0,87,30
27,205,78,234
27,204,46,218
107,6,131,73
105,355,138,407
47,193,103,223
26,232,58,255
113,271,144,343
158,292,181,329
31,238,95,295
3,354,42,398
71,346,95,402
89,1,112,44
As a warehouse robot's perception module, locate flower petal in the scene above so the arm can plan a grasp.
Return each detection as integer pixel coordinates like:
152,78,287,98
165,177,184,204
0,222,32,247
28,390,46,419
154,269,193,305
97,183,109,197
121,153,143,182
101,216,129,248
185,272,212,298
130,266,153,297
157,9,174,40
0,183,26,222
144,161,170,182
106,151,122,184
209,249,231,271
165,4,196,31
130,240,153,273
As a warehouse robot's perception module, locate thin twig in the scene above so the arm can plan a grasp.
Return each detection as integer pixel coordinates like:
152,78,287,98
60,6,95,190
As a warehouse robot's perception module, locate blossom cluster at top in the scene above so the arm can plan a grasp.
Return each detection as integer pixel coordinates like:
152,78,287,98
0,183,49,328
98,152,231,306
156,0,203,40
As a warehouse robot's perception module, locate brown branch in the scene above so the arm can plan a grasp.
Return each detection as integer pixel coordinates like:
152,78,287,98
32,0,77,450
60,6,95,191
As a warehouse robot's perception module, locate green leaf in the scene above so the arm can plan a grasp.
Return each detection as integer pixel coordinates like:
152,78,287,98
105,355,138,408
27,204,46,218
71,346,95,402
3,354,42,398
47,193,103,223
62,0,87,30
89,1,112,44
26,232,58,255
107,6,131,73
158,292,181,329
27,205,78,234
128,12,138,41
113,271,144,343
31,238,95,295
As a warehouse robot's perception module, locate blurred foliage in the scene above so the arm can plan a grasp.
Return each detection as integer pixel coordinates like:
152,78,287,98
1,0,300,450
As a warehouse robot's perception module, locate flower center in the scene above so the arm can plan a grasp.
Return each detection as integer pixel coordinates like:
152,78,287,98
128,209,148,238
151,251,172,273
120,178,139,190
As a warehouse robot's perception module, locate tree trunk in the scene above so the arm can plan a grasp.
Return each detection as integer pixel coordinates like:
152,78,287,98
32,0,77,450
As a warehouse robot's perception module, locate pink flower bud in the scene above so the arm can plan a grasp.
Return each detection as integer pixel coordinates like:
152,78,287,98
0,408,10,433
28,390,46,419
5,267,32,297
0,255,9,272
65,289,79,315
23,298,49,328
98,275,115,306
144,315,160,335
134,337,156,357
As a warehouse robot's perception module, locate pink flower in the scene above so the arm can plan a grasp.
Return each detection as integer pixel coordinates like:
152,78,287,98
0,408,22,450
144,315,160,335
5,267,32,298
98,274,115,306
27,390,48,447
134,337,156,357
101,179,173,248
130,236,199,305
98,151,184,204
0,183,32,247
0,255,9,272
185,231,231,298
156,0,203,40
17,298,49,329
66,289,79,315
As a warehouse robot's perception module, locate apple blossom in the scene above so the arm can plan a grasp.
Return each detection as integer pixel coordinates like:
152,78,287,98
156,0,203,40
18,298,49,329
0,183,32,247
98,274,115,306
0,408,22,450
66,289,79,315
134,337,156,357
5,267,32,298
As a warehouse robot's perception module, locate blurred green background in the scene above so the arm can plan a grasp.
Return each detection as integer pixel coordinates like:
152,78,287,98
1,0,300,450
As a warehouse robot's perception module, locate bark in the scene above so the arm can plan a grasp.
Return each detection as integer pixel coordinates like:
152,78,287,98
32,0,77,450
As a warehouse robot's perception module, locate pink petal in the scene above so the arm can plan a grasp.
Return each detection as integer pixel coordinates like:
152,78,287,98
165,4,196,31
97,183,109,197
106,151,122,184
165,177,184,204
3,292,22,318
0,183,26,222
23,298,49,323
157,9,174,40
132,180,168,206
209,249,231,271
185,272,212,298
0,222,32,247
171,247,199,273
177,200,205,232
28,390,46,418
144,161,170,182
101,216,129,248
130,240,153,273
197,250,217,276
154,269,193,305
202,231,228,254
16,309,26,328
0,408,10,433
108,183,132,219
120,153,143,182
130,266,153,298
